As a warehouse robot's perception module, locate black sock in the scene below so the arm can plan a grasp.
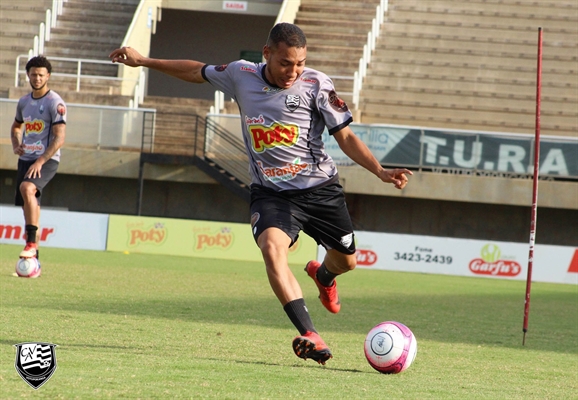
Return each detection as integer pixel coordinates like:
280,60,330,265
25,225,38,243
283,298,317,335
317,263,338,287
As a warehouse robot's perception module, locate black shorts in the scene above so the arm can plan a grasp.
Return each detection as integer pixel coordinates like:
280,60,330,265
15,158,59,206
250,182,356,255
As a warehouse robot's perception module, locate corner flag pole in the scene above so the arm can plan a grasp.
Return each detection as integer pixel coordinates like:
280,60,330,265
523,27,543,346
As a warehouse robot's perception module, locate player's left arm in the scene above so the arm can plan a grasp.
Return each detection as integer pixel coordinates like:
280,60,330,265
333,126,412,190
25,122,65,179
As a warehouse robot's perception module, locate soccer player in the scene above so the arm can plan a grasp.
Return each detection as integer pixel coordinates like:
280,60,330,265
110,23,412,365
10,56,67,272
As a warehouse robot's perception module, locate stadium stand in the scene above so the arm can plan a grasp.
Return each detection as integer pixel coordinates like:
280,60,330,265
0,1,53,96
294,0,383,105
360,0,578,136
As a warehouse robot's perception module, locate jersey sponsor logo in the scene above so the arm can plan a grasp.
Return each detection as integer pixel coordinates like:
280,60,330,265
328,90,349,112
257,159,311,182
23,141,45,154
300,77,317,84
240,66,257,73
215,64,228,72
285,95,300,112
249,122,300,153
262,86,283,94
245,114,265,124
25,119,45,134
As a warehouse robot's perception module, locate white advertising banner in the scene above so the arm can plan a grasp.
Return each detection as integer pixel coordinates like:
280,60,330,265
318,231,577,285
0,205,108,251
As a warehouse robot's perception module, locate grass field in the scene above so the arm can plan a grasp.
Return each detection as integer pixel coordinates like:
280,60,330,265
0,244,576,399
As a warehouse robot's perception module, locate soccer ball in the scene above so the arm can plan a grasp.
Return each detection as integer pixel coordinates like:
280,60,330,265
15,257,41,278
364,321,417,374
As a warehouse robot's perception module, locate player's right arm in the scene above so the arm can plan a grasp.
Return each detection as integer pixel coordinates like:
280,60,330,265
109,46,206,84
10,120,24,156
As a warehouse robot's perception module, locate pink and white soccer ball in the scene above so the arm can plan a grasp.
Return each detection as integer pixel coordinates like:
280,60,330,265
364,321,418,374
15,257,40,278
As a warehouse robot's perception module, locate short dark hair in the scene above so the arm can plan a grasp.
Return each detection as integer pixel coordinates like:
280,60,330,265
266,23,307,50
26,56,52,74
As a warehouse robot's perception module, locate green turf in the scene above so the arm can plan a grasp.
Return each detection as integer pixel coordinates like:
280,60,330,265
0,244,576,399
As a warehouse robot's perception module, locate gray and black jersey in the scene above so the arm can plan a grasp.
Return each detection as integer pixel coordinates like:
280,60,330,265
202,60,353,192
15,90,66,163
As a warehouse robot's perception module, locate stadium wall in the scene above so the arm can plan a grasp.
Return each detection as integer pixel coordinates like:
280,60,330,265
0,168,576,247
1,205,575,285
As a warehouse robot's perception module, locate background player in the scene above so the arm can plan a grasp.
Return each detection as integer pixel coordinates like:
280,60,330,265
10,56,66,271
110,23,411,365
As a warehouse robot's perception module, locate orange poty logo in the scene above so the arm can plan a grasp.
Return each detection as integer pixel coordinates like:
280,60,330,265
356,249,378,266
469,244,522,277
257,159,311,182
128,223,167,246
248,118,300,153
195,227,233,251
25,119,45,134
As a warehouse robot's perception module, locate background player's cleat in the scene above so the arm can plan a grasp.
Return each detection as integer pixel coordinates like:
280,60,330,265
20,242,38,259
292,331,333,365
305,260,341,313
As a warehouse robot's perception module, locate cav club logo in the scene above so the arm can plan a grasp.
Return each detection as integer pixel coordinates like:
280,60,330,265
14,342,58,389
469,244,522,277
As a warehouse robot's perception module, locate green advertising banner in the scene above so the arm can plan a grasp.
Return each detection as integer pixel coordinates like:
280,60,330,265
107,215,317,264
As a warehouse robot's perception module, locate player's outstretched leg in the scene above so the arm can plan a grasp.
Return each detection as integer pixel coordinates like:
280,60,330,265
305,260,341,314
292,331,332,365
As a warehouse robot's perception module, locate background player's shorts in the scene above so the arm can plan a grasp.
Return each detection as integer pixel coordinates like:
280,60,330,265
14,158,59,206
250,182,356,255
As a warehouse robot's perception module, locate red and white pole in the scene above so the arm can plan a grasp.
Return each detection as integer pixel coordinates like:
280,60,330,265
523,27,543,346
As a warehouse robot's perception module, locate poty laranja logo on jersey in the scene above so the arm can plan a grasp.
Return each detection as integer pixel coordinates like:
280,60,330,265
23,141,45,154
240,66,256,73
25,119,45,133
195,227,233,251
249,122,300,153
468,243,522,277
128,223,167,247
257,159,311,182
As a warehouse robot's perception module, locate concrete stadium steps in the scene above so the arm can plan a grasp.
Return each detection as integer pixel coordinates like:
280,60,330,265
140,96,213,155
44,0,139,63
367,59,575,86
294,0,381,104
361,102,575,136
0,2,51,91
385,4,578,31
356,0,578,135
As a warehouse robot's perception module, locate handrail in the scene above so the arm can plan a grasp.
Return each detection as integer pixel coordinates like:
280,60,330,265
353,0,388,109
15,54,138,92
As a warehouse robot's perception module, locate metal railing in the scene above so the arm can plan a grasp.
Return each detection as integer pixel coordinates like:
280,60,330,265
353,0,388,109
0,98,155,151
14,55,139,93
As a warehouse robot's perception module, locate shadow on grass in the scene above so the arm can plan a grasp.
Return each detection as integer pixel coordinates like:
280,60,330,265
2,246,576,355
22,290,577,355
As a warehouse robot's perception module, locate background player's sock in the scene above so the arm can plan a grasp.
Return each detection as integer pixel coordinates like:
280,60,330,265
317,263,338,287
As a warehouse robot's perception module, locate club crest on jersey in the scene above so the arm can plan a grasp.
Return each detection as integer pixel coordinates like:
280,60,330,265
285,95,300,112
215,64,228,72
